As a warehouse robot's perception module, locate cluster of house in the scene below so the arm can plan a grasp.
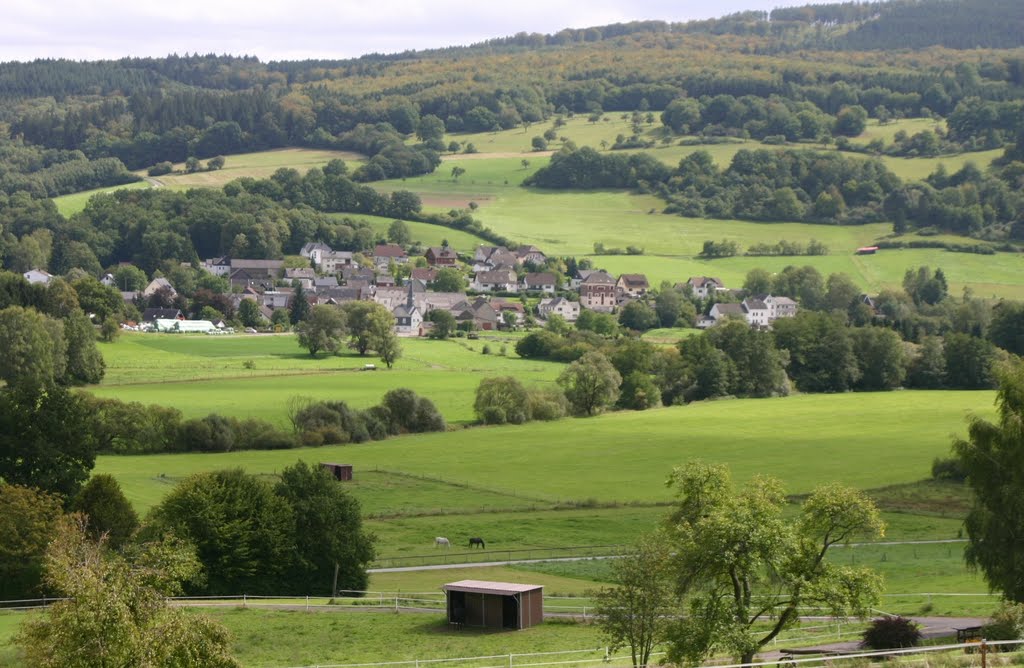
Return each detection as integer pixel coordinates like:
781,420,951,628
21,248,799,335
687,276,799,328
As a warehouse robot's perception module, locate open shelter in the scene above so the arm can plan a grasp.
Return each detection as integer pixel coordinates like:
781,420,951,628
442,580,543,630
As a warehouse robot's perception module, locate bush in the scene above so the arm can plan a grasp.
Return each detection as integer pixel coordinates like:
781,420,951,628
931,456,967,482
982,602,1024,646
861,616,922,649
527,388,569,421
147,161,173,176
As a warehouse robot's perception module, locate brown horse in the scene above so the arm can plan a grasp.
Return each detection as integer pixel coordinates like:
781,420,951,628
468,537,485,549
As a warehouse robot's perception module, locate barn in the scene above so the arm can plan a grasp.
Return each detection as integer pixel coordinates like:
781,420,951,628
443,580,543,630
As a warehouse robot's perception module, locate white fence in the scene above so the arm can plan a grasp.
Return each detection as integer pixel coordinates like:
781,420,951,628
280,640,1023,668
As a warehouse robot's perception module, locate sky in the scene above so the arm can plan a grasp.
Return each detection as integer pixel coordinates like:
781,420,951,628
0,0,785,63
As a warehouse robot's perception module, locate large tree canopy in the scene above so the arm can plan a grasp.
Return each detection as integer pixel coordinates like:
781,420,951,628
664,461,884,665
954,362,1024,601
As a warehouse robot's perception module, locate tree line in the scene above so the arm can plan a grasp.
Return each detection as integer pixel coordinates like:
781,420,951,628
2,5,1022,181
526,145,1024,238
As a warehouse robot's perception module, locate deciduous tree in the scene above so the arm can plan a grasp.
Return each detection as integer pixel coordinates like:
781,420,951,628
274,461,375,595
0,485,64,600
17,516,239,667
296,304,346,357
557,351,622,416
954,362,1024,601
70,474,139,549
664,462,884,666
595,533,675,668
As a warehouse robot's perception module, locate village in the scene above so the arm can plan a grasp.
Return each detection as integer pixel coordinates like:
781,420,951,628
22,240,803,336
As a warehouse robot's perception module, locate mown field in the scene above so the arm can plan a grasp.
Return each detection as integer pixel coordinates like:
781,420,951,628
89,333,563,425
144,147,365,189
90,332,995,516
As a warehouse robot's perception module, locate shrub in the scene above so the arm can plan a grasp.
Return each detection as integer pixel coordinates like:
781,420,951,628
861,616,922,649
931,456,967,482
527,388,569,421
983,603,1024,646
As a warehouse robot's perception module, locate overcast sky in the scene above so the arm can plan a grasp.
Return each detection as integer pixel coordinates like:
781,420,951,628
1,1,785,63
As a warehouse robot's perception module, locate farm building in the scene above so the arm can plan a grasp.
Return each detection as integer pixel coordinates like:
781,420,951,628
320,463,353,481
856,246,879,255
443,580,543,630
151,319,218,333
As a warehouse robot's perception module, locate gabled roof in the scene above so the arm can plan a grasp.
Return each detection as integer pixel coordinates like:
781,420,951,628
230,259,284,271
411,268,438,282
300,242,332,254
688,276,724,288
475,269,516,284
426,246,458,260
524,272,557,287
743,298,768,311
142,308,182,322
712,303,746,317
617,273,649,288
581,271,615,286
374,244,407,258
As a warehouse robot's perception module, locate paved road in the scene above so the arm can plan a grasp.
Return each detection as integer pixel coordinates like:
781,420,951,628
759,616,987,661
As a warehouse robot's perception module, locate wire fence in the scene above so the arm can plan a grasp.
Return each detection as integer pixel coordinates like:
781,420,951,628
371,545,630,570
278,640,1024,668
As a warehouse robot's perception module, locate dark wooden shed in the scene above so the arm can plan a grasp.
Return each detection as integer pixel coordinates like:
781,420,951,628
443,580,543,630
320,462,353,481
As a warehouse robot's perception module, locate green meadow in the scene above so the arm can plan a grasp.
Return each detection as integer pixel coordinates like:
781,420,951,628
144,147,365,189
346,214,490,253
52,179,152,216
90,333,564,424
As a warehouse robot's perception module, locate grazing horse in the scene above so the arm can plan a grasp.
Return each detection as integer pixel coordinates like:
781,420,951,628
435,536,450,548
468,537,486,549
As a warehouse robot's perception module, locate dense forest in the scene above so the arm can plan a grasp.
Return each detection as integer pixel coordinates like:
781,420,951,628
0,0,1020,176
0,0,1020,260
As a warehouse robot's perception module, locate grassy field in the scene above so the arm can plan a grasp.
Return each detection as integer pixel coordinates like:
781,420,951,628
145,148,365,189
346,213,491,253
51,148,366,217
93,385,994,514
52,180,152,216
89,333,564,425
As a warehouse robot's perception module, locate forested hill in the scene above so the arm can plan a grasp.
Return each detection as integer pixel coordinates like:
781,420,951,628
0,0,1021,185
834,0,1024,51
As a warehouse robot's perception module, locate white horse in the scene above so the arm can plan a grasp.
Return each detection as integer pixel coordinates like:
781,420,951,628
434,536,450,548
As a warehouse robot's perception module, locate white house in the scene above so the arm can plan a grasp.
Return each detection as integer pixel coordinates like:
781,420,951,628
393,283,423,335
764,294,798,319
319,250,354,274
203,256,232,276
539,297,581,322
702,294,799,329
522,272,557,294
471,268,518,293
23,269,53,285
741,297,771,327
687,276,725,299
300,242,332,266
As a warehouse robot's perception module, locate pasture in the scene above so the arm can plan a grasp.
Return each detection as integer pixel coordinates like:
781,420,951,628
93,383,995,515
345,213,491,253
52,180,152,216
90,333,563,424
143,147,365,189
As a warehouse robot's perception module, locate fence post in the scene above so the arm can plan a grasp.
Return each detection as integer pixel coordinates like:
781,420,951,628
306,595,309,612
243,593,247,608
981,639,988,668
509,653,513,668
